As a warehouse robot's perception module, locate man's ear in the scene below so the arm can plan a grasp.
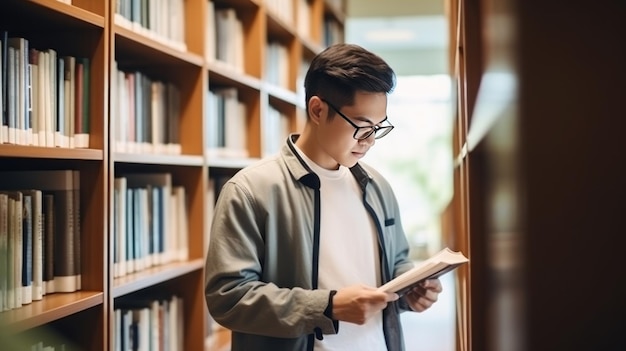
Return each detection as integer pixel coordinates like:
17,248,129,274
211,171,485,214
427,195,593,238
308,96,324,125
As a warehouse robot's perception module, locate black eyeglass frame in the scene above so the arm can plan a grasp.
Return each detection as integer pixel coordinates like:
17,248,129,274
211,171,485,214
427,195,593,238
321,98,394,140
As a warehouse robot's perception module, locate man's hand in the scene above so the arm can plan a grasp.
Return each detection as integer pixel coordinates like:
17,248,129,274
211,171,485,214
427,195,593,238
404,278,443,312
331,285,399,325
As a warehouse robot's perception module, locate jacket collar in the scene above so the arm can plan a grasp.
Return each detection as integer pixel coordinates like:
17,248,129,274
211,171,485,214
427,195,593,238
283,134,372,191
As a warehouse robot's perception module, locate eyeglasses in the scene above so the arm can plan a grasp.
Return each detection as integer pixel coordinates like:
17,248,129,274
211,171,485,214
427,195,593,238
322,99,394,140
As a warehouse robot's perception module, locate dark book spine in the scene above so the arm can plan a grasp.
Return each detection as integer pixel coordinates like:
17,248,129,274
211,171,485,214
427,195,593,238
56,57,64,136
51,187,77,292
1,31,7,128
21,193,33,304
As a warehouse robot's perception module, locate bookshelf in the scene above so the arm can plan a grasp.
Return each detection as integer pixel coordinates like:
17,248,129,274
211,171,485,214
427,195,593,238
0,0,344,350
446,0,625,350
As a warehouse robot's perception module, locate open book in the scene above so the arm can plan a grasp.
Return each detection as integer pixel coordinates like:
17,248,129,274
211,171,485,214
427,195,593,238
378,247,468,295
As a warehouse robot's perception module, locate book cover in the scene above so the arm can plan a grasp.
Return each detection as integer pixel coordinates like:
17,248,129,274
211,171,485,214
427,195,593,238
377,247,468,296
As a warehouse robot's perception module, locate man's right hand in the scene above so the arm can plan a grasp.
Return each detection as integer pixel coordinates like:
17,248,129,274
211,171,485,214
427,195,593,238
331,285,399,325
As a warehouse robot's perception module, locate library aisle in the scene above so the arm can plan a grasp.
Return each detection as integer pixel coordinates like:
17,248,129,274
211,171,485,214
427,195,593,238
401,273,455,351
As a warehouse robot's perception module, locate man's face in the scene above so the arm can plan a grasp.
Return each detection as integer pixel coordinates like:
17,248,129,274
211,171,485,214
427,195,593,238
316,91,389,169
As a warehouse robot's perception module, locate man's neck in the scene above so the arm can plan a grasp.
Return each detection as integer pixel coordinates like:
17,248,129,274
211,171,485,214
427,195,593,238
294,128,339,170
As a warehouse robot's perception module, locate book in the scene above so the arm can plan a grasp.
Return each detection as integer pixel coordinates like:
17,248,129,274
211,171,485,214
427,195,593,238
29,48,40,146
125,173,172,265
1,31,7,143
0,193,7,311
0,170,81,293
113,177,127,278
21,192,32,305
22,189,43,301
42,193,55,294
1,190,23,308
8,37,29,146
74,57,90,148
377,247,468,295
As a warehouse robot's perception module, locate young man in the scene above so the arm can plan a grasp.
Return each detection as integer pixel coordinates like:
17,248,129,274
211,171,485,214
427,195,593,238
204,43,443,351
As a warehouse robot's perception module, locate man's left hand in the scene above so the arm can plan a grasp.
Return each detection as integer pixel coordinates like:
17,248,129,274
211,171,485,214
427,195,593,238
404,278,443,312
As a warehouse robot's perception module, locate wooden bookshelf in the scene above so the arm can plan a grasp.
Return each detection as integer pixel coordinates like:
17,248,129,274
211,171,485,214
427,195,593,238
447,0,626,350
0,0,343,350
0,0,108,349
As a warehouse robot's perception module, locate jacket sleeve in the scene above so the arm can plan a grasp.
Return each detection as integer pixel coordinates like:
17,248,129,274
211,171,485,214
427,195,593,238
204,181,337,338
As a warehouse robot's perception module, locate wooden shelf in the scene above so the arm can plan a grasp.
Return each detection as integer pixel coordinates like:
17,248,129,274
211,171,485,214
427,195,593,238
5,0,106,28
111,259,204,298
113,152,204,166
0,291,104,333
0,145,103,160
114,24,204,67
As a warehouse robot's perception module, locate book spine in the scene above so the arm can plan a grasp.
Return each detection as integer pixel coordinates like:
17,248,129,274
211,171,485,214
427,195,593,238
1,31,7,143
72,170,81,290
21,193,33,305
13,191,23,308
55,56,64,147
43,193,55,294
7,46,16,144
0,193,8,312
52,187,78,292
30,190,43,300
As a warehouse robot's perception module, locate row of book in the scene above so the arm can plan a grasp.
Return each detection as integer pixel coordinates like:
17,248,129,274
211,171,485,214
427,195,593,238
261,0,314,41
111,62,182,155
114,0,187,52
0,170,81,313
209,5,245,72
0,33,90,148
263,104,291,157
205,87,248,158
114,295,184,351
265,0,294,27
324,17,345,47
112,173,189,279
207,3,307,83
265,41,291,89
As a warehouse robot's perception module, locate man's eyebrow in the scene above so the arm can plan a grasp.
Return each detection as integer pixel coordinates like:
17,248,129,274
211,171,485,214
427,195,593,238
354,115,388,125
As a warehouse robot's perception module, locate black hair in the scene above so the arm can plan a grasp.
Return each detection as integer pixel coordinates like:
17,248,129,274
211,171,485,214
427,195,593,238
303,43,396,115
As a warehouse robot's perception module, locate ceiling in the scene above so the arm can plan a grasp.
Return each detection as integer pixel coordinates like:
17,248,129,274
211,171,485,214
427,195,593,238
345,0,448,76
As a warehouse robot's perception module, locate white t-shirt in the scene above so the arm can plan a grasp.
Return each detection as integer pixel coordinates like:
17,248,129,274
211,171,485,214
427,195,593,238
296,150,387,351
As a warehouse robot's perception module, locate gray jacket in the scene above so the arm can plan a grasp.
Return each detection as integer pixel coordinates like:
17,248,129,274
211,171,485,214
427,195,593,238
204,135,415,351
